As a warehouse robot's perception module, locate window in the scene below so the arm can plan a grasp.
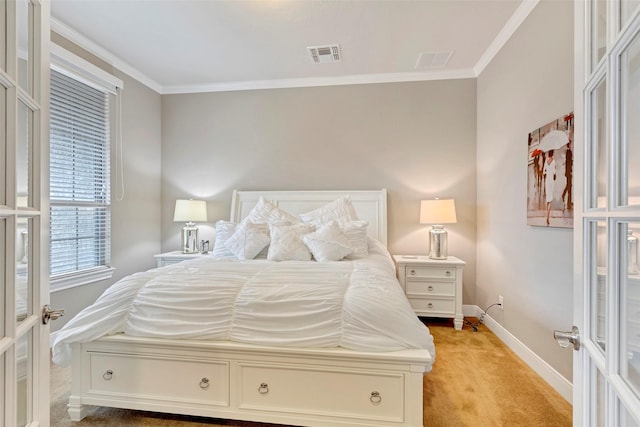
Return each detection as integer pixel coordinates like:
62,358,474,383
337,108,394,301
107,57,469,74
49,45,123,291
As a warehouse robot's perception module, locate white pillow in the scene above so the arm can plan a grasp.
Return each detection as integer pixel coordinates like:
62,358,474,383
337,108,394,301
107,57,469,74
212,220,237,258
267,223,315,261
342,220,369,258
298,196,359,226
303,222,353,262
224,221,270,260
243,197,298,226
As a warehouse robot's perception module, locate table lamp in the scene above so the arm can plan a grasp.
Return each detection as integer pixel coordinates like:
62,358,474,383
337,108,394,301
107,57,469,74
174,199,207,253
420,198,457,259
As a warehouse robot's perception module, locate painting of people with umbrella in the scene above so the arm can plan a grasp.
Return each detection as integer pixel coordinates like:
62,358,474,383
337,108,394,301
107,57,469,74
527,113,574,228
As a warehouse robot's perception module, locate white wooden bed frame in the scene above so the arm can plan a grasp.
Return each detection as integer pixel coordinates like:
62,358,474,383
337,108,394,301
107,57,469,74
68,189,432,427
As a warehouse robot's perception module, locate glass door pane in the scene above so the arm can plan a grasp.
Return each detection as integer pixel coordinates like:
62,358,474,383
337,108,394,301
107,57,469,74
16,100,31,208
0,84,5,207
16,217,29,324
620,30,640,207
623,406,640,426
0,353,4,423
16,331,31,427
16,0,31,95
622,1,640,30
0,1,6,71
0,217,4,339
593,0,608,70
622,222,640,398
595,366,607,426
589,77,608,209
592,220,608,351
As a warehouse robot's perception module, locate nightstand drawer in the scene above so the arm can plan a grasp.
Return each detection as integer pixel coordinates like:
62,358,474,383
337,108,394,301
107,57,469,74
406,280,454,297
158,258,185,267
409,298,455,315
155,251,210,268
405,266,455,280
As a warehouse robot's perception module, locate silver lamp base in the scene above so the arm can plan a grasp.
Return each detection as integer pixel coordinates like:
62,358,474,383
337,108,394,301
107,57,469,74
429,225,448,260
181,222,199,254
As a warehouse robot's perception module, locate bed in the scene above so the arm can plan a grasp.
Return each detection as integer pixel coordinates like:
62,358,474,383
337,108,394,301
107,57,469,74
54,189,434,427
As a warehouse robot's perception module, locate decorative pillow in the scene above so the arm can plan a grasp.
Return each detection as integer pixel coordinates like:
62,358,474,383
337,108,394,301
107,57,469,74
267,223,315,261
224,221,270,260
243,197,298,226
341,220,369,258
298,196,359,226
212,220,237,258
303,222,354,262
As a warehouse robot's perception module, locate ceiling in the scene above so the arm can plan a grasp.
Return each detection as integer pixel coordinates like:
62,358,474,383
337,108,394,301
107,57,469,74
50,0,534,94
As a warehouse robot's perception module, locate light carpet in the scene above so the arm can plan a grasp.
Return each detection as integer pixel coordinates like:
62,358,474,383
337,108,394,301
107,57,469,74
50,318,572,426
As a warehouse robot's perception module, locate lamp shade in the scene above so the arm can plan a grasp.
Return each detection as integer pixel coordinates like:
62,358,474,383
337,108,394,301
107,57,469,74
420,199,457,224
173,199,207,222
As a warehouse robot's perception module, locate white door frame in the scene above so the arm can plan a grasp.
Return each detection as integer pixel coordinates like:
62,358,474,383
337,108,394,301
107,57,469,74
572,2,586,426
1,0,50,425
574,0,640,425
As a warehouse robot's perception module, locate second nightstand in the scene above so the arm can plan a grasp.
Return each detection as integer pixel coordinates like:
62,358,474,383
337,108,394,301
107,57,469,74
154,251,210,267
393,255,465,330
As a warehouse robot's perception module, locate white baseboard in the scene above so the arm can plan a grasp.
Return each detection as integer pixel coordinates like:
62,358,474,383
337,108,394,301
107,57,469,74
462,304,573,403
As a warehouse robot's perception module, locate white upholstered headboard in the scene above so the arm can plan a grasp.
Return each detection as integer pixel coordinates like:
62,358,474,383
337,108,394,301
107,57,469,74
230,189,388,246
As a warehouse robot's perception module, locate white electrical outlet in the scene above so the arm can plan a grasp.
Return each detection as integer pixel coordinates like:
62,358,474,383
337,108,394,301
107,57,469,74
498,295,504,310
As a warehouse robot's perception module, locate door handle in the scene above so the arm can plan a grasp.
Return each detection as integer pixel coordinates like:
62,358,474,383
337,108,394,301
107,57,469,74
42,305,65,325
553,326,580,351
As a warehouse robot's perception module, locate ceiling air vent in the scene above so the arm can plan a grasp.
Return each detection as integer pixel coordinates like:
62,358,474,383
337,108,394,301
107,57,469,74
308,44,342,64
415,51,454,69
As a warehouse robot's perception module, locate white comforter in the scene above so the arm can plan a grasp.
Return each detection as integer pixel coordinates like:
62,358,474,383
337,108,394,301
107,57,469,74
52,244,435,366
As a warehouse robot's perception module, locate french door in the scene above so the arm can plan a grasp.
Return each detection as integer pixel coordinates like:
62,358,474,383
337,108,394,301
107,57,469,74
1,0,51,426
574,0,640,425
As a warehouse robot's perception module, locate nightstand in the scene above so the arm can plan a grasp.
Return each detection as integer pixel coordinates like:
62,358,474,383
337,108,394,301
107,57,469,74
393,255,465,330
154,251,210,267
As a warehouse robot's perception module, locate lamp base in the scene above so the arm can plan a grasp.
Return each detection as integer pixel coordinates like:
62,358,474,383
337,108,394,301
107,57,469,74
181,222,199,254
428,225,448,260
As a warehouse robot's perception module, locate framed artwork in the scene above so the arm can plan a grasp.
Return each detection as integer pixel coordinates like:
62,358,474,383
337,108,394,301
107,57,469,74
527,112,574,228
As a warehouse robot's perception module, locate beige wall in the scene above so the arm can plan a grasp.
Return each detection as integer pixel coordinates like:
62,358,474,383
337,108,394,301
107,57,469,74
161,80,478,302
476,0,574,379
50,34,163,330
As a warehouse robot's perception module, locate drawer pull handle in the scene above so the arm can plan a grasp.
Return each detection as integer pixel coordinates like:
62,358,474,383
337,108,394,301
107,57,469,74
446,270,451,276
102,370,113,381
258,382,269,395
428,285,434,291
199,378,210,389
428,303,434,309
410,269,416,275
370,391,382,404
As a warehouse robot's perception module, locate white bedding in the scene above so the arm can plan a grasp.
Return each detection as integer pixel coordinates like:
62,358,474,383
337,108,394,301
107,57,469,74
52,241,435,366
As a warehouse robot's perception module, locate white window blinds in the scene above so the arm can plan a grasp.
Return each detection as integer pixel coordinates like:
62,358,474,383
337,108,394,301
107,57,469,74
50,69,111,277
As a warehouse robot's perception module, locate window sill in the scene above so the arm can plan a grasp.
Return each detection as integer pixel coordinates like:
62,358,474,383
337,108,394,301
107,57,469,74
50,266,116,293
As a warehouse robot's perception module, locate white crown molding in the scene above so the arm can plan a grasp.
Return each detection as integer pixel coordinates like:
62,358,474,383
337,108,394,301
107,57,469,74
50,18,163,93
473,0,540,76
162,68,477,94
